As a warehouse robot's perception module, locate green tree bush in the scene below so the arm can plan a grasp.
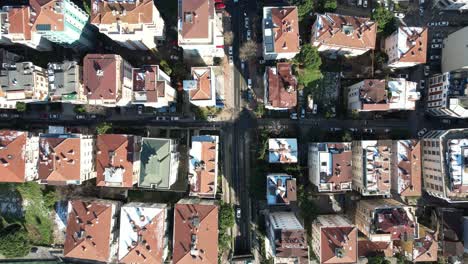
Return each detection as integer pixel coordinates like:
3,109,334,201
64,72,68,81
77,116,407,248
96,122,112,134
372,6,398,36
0,224,31,258
15,102,26,112
293,46,323,87
288,0,313,21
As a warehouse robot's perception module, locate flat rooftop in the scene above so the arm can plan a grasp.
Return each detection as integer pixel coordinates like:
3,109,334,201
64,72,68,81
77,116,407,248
268,138,298,163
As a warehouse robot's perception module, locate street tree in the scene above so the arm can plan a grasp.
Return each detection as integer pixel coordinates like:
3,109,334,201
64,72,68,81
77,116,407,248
239,40,257,61
372,6,398,36
96,122,112,135
288,0,313,21
0,224,31,258
224,31,234,45
15,102,26,112
293,45,323,87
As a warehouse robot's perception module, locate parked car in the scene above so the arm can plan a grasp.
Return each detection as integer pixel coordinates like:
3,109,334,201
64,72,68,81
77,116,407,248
438,21,449,26
419,7,424,16
420,80,426,89
246,30,251,41
424,65,430,76
428,22,436,27
247,79,252,88
215,3,225,9
418,128,428,137
49,113,60,119
244,16,249,29
171,116,180,121
434,32,443,38
241,61,245,71
10,113,20,119
170,55,179,60
398,74,409,79
349,128,358,132
259,59,265,65
395,13,405,18
300,108,305,119
229,55,234,65
137,105,143,115
290,112,298,120
312,104,318,114
228,46,233,55
441,119,451,124
363,0,368,7
432,38,443,43
431,44,442,49
430,55,441,60
236,207,241,219
329,128,342,132
0,113,9,118
75,114,86,120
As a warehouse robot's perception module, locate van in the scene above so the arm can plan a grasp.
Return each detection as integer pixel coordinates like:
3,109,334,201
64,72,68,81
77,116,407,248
357,0,362,6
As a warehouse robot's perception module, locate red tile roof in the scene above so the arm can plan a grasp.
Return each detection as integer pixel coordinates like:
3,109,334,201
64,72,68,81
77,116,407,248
320,226,357,263
180,0,213,39
270,7,300,54
312,13,376,51
189,67,212,101
327,143,352,191
266,63,297,109
29,0,65,33
83,54,122,101
173,202,218,264
96,134,137,188
0,130,27,183
394,27,428,65
91,0,154,25
64,200,115,262
357,239,393,257
7,6,32,40
38,135,81,184
119,206,167,264
375,208,417,240
190,141,217,197
133,65,165,103
394,140,421,197
275,229,309,261
359,79,390,111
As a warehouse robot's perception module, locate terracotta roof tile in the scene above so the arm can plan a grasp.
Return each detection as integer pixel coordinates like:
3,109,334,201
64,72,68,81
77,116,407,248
393,140,421,197
388,27,428,65
83,54,122,101
266,63,297,109
357,239,393,257
29,0,64,33
320,226,357,263
38,134,81,184
312,13,376,51
7,6,32,40
91,0,154,25
180,0,213,39
189,67,212,101
64,200,115,262
96,134,137,188
270,7,300,54
189,139,217,197
0,130,27,183
119,204,167,264
275,229,309,260
173,202,218,264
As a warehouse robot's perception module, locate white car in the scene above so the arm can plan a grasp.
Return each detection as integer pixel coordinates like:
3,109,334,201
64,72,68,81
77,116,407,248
244,16,249,29
229,55,234,65
241,61,245,70
431,44,442,49
432,38,443,43
246,30,251,41
170,55,179,60
363,0,368,7
290,113,298,120
398,74,409,79
424,65,430,76
228,46,233,55
395,13,405,18
247,79,252,88
137,105,143,115
236,208,241,219
428,22,436,27
438,21,449,26
430,55,441,60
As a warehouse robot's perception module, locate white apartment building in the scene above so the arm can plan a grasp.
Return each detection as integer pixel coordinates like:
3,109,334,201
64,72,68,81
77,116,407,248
348,79,420,112
90,0,165,50
83,54,133,107
189,135,219,198
184,66,217,107
426,72,468,118
311,13,376,57
384,27,428,68
422,129,468,202
177,0,224,64
132,65,176,108
308,142,353,192
442,26,468,73
352,140,392,196
266,211,309,263
262,6,300,60
0,61,49,109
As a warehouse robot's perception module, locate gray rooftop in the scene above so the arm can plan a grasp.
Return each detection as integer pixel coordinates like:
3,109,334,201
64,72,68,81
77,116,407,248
48,61,80,97
139,138,175,189
0,62,40,91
